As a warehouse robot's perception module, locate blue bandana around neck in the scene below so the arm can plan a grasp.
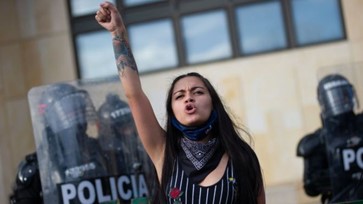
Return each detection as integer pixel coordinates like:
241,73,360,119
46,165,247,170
171,110,218,141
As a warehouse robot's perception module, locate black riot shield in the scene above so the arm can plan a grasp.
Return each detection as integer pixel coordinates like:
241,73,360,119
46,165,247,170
28,79,156,204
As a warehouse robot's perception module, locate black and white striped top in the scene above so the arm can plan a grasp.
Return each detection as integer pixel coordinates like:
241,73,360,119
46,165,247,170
166,158,237,204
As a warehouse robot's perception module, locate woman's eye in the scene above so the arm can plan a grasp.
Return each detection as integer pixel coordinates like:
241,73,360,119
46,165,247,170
175,95,183,100
194,91,203,95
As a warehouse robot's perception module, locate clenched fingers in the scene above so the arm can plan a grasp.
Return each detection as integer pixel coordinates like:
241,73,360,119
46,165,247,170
96,7,110,22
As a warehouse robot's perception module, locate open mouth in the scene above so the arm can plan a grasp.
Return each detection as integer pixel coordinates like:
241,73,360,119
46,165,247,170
185,104,195,113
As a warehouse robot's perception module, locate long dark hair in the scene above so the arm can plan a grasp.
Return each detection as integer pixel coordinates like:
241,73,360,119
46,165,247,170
157,72,263,203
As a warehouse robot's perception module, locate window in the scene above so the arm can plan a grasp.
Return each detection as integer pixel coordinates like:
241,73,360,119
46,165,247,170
291,0,344,45
68,0,346,79
76,31,116,79
181,10,232,64
123,0,164,7
128,19,178,72
70,0,116,17
235,1,287,55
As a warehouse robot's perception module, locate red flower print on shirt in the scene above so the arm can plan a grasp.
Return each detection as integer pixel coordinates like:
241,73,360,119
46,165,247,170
169,187,183,204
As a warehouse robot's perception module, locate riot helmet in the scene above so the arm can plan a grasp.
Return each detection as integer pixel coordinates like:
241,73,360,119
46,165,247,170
9,152,43,204
97,93,134,137
317,74,357,119
38,83,97,134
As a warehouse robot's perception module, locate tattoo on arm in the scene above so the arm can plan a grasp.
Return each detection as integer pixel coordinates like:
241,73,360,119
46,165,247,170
112,35,138,76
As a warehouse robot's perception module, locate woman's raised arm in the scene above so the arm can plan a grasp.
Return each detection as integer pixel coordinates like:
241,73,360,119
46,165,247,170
95,2,166,171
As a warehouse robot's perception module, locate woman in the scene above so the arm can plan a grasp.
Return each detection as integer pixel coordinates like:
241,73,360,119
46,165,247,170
95,2,265,203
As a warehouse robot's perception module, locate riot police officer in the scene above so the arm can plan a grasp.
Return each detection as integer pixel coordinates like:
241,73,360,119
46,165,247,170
97,93,150,175
38,83,107,181
97,93,157,203
36,83,108,203
297,74,363,203
9,152,42,204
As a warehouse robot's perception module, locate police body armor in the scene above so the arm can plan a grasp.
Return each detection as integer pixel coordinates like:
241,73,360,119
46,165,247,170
322,113,363,202
297,128,331,201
